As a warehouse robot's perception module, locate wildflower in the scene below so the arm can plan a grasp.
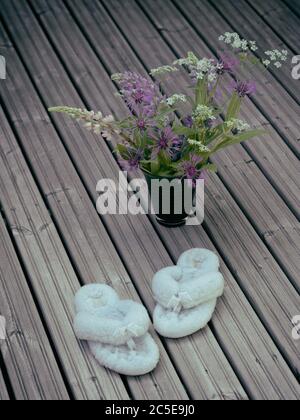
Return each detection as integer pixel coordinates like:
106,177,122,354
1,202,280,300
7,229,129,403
174,52,199,67
150,127,181,159
264,49,288,68
218,32,257,52
216,54,239,75
226,119,251,133
119,148,143,172
114,72,162,116
188,139,211,153
193,105,216,123
263,59,271,67
48,107,118,138
179,155,205,187
182,115,194,128
150,65,178,76
164,94,187,106
230,80,256,97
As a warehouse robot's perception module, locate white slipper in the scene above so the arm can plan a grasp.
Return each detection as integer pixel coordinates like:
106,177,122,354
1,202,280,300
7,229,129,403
152,249,224,338
178,248,220,275
89,333,160,376
74,284,159,376
152,266,224,311
153,300,217,339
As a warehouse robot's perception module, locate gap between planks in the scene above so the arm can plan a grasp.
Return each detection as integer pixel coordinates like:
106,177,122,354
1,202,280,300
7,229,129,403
5,0,300,398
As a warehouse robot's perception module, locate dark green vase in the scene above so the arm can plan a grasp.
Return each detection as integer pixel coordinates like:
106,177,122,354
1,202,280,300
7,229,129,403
142,171,195,228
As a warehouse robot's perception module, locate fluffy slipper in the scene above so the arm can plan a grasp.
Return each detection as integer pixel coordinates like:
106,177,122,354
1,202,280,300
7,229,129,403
74,284,160,376
89,333,160,376
178,248,220,275
153,300,217,339
152,266,224,311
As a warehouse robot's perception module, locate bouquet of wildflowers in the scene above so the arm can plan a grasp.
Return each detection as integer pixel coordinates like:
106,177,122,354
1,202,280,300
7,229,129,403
50,33,288,187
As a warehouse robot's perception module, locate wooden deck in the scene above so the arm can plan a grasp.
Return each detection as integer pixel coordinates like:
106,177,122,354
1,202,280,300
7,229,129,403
0,0,299,400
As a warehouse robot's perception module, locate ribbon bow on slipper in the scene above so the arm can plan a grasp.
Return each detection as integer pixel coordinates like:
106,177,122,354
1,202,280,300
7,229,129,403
74,284,160,376
152,249,224,339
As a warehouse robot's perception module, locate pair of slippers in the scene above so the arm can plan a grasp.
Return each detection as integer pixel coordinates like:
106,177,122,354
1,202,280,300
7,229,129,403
74,249,224,376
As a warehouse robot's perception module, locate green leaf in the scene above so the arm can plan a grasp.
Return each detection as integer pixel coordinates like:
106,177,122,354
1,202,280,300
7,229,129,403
201,163,218,173
172,126,196,137
212,129,266,154
196,78,208,105
226,93,242,120
116,144,128,158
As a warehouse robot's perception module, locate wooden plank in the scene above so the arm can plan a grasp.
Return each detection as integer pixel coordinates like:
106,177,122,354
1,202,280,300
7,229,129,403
171,0,300,199
0,0,246,401
0,369,9,400
284,0,300,15
0,212,69,400
210,0,300,104
137,0,300,291
0,109,129,401
98,0,300,379
25,0,300,399
0,26,188,403
247,0,300,53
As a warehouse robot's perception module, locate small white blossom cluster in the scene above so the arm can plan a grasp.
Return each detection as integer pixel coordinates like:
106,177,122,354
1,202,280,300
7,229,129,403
150,65,178,76
174,51,199,67
174,53,218,81
193,105,216,122
226,118,251,133
111,73,123,82
219,32,258,52
164,94,187,106
263,49,288,68
48,107,117,139
188,139,211,153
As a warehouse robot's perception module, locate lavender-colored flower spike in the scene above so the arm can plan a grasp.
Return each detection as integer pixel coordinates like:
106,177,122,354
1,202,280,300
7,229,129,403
113,72,163,117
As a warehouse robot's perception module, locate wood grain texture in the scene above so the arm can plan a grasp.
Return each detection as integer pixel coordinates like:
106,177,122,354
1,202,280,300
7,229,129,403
0,21,188,403
99,0,300,379
284,0,300,15
0,106,129,400
170,0,300,209
0,369,9,400
0,214,69,400
208,0,300,156
27,0,300,399
138,0,300,291
0,0,246,400
247,0,300,54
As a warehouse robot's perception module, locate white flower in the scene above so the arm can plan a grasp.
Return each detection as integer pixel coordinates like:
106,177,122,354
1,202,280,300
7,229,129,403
164,94,187,106
264,49,288,67
111,73,123,81
102,115,115,124
188,139,211,153
263,59,271,67
193,105,216,121
226,118,250,133
218,32,258,53
174,52,199,67
150,65,178,76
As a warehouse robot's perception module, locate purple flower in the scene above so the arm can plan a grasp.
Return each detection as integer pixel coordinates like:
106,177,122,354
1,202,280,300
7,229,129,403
182,115,194,128
119,148,143,173
216,54,239,75
116,72,162,116
150,127,181,159
179,155,205,187
230,80,256,97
